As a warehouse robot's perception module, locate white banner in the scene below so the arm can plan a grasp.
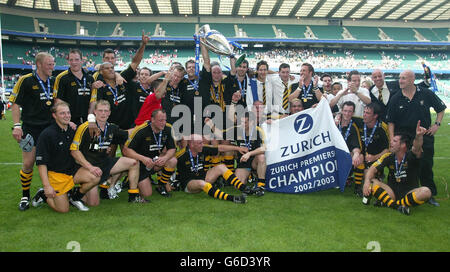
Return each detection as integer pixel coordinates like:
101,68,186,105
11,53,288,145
262,98,352,194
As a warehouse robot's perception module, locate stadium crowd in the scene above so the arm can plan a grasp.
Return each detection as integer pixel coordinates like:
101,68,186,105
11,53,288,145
5,32,447,216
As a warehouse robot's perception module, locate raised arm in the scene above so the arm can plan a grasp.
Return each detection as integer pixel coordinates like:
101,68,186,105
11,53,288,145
129,30,150,71
412,120,427,158
200,42,211,72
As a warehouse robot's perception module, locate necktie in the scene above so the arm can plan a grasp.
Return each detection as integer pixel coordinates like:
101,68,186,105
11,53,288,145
378,87,383,102
262,82,266,105
282,82,289,110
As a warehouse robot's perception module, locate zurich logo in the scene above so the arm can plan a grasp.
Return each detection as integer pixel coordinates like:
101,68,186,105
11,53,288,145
294,114,313,134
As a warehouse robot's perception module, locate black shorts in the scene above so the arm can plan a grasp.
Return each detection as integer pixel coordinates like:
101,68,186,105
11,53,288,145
236,156,254,170
98,157,120,183
22,123,50,146
180,173,206,191
388,181,417,200
138,162,157,182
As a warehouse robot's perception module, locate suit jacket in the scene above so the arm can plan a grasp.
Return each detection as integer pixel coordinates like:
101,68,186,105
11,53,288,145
369,80,401,122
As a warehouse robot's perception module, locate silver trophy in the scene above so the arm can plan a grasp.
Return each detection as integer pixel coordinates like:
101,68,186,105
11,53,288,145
197,24,246,66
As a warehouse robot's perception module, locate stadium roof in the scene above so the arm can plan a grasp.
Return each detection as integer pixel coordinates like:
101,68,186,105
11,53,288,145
1,0,449,21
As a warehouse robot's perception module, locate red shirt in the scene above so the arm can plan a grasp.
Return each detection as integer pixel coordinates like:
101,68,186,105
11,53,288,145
134,93,162,126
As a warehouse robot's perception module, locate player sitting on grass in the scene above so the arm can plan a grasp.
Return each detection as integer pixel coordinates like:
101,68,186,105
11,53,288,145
363,121,432,215
175,134,254,203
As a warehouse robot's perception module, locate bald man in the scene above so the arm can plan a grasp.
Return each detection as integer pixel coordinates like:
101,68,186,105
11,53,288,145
386,69,446,206
368,69,400,122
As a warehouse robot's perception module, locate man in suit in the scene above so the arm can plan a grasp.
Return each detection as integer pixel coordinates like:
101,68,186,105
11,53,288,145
368,69,401,122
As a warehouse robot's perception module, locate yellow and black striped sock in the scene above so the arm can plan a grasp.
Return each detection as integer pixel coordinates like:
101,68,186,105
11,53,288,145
354,164,364,186
222,155,235,172
396,192,425,207
222,169,246,192
257,178,266,188
128,188,140,201
99,184,109,189
203,182,232,201
158,167,175,184
372,185,398,209
20,170,33,198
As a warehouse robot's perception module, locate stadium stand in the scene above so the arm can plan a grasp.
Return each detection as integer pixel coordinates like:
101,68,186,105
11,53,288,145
1,13,34,33
238,24,274,38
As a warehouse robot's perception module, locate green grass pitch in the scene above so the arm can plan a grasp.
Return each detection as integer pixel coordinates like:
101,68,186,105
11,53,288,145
0,110,449,252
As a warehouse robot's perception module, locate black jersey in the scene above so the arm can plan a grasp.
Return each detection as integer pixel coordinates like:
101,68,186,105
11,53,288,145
125,122,176,159
290,82,321,110
386,86,447,136
70,121,128,167
36,123,77,175
337,120,362,152
9,72,55,127
361,121,389,156
198,67,236,113
223,125,265,160
373,151,421,198
90,66,137,129
176,145,219,182
54,68,95,125
127,80,153,121
161,80,188,125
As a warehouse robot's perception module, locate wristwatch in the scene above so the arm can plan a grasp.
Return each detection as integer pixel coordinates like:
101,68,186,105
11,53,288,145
435,122,441,126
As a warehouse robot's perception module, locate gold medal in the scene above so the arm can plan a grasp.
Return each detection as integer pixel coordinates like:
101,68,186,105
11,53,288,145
195,91,199,96
46,100,52,106
396,177,401,183
303,98,307,103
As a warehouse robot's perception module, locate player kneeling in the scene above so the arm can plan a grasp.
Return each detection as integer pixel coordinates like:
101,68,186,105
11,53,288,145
32,102,100,212
122,109,177,199
70,100,147,204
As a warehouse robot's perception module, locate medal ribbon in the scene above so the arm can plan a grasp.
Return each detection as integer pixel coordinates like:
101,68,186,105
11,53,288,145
152,126,163,153
188,148,199,173
139,82,151,96
35,72,52,101
97,122,109,147
106,84,119,105
395,153,406,180
302,81,313,101
237,77,246,99
364,121,378,147
243,126,254,150
339,119,353,141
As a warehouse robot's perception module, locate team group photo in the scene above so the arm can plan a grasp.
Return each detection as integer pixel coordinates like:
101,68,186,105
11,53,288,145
0,0,449,254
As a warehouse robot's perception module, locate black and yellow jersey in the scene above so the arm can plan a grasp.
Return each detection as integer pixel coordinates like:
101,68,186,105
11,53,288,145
9,72,54,127
337,120,362,152
373,151,421,196
70,121,128,166
54,68,95,125
125,122,176,159
176,145,219,181
360,120,389,156
223,124,265,157
89,65,137,130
